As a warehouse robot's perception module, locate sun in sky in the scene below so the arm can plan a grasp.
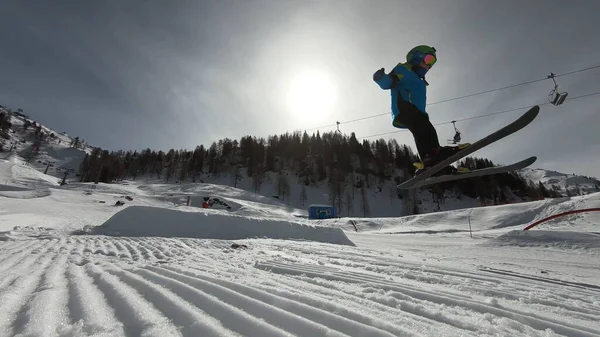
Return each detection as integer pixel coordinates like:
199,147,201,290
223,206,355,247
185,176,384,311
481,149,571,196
287,69,337,123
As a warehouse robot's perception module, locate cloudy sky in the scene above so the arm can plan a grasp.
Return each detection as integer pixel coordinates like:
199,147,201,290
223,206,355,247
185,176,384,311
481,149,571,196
1,0,599,177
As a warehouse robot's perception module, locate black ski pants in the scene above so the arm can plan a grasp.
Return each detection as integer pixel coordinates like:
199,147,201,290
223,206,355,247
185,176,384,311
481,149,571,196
394,98,440,159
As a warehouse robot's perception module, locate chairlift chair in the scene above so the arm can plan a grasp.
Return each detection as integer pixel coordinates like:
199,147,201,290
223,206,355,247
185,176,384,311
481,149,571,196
547,73,568,105
447,121,462,144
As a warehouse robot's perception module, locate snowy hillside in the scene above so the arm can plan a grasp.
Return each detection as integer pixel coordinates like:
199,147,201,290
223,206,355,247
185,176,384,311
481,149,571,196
144,172,486,218
3,106,600,218
520,167,600,196
0,108,90,181
1,151,600,336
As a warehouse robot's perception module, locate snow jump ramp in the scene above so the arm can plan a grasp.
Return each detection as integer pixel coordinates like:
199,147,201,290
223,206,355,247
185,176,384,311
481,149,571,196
88,206,355,246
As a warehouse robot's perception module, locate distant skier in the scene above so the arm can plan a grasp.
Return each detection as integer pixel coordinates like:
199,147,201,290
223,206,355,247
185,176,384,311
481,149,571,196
373,45,469,173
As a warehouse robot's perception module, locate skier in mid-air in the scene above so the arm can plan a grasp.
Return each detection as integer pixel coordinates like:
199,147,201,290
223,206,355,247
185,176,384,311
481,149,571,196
373,45,469,174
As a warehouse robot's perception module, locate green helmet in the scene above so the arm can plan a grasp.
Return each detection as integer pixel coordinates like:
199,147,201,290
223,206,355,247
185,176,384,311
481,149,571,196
406,45,437,66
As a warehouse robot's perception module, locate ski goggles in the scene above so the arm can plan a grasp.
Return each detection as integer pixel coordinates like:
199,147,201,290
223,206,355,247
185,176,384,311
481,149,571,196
422,54,437,66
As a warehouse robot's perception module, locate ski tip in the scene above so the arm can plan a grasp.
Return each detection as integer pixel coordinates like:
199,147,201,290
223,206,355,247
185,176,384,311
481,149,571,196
526,105,540,116
525,156,537,165
533,105,541,114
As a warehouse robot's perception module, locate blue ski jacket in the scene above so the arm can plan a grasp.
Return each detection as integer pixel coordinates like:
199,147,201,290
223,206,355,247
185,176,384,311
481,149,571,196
373,63,428,128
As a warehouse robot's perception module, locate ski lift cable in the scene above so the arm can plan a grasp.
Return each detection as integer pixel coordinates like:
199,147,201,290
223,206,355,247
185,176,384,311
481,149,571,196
355,90,600,140
302,64,600,133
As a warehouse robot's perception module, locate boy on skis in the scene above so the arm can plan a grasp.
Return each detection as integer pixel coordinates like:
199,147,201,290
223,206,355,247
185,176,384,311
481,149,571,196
373,45,468,174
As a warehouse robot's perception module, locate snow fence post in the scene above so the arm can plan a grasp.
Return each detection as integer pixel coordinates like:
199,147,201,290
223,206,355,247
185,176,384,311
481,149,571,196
468,209,473,238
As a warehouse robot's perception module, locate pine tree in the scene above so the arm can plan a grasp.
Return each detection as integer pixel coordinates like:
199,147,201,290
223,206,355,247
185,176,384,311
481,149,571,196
526,181,542,200
538,182,550,198
70,136,80,148
0,111,11,140
207,142,219,175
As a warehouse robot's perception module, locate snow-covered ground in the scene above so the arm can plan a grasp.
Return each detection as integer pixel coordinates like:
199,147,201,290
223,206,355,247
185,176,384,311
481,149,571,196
1,154,599,337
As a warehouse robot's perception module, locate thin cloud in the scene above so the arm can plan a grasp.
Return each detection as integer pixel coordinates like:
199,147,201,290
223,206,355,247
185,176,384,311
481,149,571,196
0,0,599,176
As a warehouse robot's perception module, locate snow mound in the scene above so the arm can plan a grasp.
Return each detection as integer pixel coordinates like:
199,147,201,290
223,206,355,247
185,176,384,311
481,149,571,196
87,206,355,246
486,230,600,249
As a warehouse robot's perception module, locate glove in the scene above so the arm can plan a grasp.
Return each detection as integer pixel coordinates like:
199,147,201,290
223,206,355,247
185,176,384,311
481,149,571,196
373,68,385,82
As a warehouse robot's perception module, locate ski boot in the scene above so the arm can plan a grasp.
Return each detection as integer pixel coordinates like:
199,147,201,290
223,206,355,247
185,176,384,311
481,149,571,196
413,144,471,176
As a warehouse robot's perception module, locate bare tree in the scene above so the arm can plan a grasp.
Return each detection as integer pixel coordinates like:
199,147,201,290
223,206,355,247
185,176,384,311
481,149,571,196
360,184,370,217
276,171,290,201
388,184,397,205
165,162,176,183
328,169,342,212
345,190,354,216
336,192,344,217
328,167,346,214
231,164,243,188
252,165,264,193
431,185,444,211
178,163,188,182
300,184,307,206
349,171,356,200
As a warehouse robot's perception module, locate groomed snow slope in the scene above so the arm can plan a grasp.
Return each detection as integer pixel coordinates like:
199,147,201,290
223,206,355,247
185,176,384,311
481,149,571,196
1,234,599,337
0,155,599,336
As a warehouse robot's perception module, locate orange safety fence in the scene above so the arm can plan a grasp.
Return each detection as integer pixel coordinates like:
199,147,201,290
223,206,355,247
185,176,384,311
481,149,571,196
523,208,600,230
